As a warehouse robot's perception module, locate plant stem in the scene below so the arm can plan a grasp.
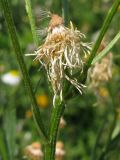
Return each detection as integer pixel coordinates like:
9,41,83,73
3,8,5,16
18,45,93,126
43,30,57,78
97,113,117,160
1,0,48,141
92,31,120,64
62,0,69,26
44,1,68,158
4,90,16,160
44,98,65,160
25,0,39,46
91,115,107,160
104,113,117,151
107,133,120,152
0,131,8,160
97,86,117,160
86,0,120,68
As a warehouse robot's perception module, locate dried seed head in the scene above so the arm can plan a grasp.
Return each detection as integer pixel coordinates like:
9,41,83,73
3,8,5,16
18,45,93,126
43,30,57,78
24,142,43,160
59,117,66,129
89,52,113,88
56,141,65,160
49,14,64,30
56,141,64,149
26,13,92,100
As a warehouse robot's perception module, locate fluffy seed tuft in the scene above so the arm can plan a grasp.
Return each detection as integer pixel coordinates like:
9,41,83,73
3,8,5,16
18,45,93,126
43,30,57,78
26,14,92,100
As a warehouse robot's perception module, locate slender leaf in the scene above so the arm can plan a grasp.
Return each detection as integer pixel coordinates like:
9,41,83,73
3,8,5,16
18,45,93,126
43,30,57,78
25,0,39,46
62,0,69,26
0,0,48,141
92,31,120,64
86,0,120,68
0,131,8,160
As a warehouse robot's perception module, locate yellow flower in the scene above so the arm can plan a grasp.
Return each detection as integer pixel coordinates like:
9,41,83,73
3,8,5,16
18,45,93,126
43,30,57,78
117,5,120,11
26,110,33,118
98,87,109,98
36,94,49,108
116,108,120,119
10,70,20,76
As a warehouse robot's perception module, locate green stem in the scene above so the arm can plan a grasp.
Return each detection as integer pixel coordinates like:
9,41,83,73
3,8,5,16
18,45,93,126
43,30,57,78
97,86,117,160
91,115,107,160
97,113,117,160
44,98,65,160
104,113,117,151
0,131,8,160
92,31,120,65
4,91,16,160
1,0,48,141
107,132,120,152
25,0,39,46
45,0,68,156
62,0,69,26
86,0,120,68
95,132,120,160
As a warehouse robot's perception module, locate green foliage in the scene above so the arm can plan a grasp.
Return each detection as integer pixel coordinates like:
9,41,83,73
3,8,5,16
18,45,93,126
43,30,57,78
0,0,120,160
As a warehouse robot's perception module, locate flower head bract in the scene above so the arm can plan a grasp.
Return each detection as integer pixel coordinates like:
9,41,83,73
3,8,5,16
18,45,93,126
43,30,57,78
26,13,92,100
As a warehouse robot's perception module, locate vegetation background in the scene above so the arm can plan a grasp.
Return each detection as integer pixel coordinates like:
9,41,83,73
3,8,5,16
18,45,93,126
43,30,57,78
0,0,120,160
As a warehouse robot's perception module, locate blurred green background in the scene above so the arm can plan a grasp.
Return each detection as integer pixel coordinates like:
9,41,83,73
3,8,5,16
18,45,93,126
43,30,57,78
0,0,120,160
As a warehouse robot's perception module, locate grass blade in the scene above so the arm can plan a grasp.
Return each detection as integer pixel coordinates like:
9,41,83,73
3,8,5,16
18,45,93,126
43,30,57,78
87,0,120,68
0,0,48,141
92,31,120,65
25,0,39,46
62,0,69,26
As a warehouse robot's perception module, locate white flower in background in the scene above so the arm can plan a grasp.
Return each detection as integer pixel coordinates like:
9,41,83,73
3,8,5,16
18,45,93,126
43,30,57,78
56,141,66,160
89,53,112,88
1,70,21,86
59,117,66,129
24,142,43,160
26,13,92,99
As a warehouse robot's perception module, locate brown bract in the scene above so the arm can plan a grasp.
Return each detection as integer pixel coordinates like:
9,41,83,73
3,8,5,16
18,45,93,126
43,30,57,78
90,53,112,87
49,14,64,30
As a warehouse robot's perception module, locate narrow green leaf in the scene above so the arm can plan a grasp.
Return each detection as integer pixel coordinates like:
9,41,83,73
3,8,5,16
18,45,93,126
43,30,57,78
0,131,8,160
92,31,120,65
4,108,16,160
91,115,108,160
25,0,39,46
0,0,48,141
62,0,69,26
86,0,120,68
